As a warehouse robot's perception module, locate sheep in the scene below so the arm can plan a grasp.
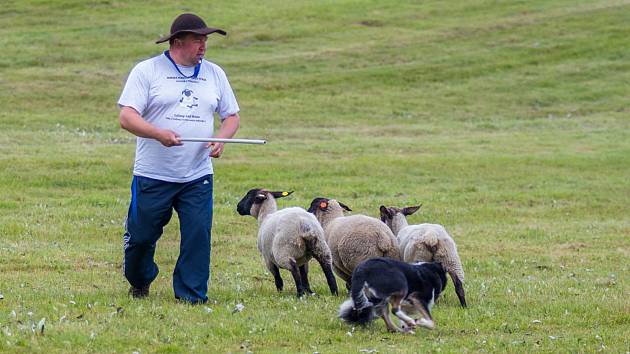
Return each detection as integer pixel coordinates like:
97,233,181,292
379,204,467,307
307,197,400,291
237,189,338,297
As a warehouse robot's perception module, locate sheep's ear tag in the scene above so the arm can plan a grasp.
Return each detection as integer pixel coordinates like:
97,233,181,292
281,191,289,196
319,201,328,209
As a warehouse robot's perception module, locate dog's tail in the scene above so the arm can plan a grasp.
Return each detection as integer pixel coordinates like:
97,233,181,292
338,282,374,325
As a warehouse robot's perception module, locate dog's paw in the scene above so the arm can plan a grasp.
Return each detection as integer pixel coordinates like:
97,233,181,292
416,318,435,330
402,325,416,334
401,321,417,333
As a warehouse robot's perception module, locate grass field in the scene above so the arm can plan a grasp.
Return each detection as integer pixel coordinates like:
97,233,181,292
1,0,629,352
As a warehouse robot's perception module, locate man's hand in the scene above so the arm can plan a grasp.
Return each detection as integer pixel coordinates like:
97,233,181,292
205,114,240,158
156,129,182,147
207,142,224,158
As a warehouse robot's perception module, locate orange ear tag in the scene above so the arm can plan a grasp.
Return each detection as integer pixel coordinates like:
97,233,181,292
319,201,328,209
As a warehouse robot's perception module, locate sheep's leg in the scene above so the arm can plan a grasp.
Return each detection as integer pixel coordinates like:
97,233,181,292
309,238,339,295
332,263,351,291
316,258,339,296
288,258,305,297
332,263,350,282
299,264,314,295
448,270,467,308
390,294,416,330
408,297,435,329
269,263,283,292
377,303,403,333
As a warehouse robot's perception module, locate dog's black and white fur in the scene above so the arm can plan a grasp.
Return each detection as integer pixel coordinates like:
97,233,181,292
339,257,447,333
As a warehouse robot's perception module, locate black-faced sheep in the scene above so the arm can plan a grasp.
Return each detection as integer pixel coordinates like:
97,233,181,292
307,198,400,291
379,205,467,307
237,189,338,297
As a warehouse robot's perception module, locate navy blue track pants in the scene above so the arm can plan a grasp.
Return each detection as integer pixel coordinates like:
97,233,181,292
123,174,213,303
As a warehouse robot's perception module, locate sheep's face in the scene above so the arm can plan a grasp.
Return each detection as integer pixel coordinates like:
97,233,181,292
307,198,351,220
237,188,266,216
237,188,294,217
379,206,401,229
379,205,422,229
307,197,330,214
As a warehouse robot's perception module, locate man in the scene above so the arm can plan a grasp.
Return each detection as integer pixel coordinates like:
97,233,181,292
117,13,240,304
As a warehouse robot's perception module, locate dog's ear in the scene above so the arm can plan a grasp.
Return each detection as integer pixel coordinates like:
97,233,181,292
338,201,352,212
431,261,445,273
403,204,422,216
270,191,293,199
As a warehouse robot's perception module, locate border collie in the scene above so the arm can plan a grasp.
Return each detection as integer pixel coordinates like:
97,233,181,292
338,257,447,333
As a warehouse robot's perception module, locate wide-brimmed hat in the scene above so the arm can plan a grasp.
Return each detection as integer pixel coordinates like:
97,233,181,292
156,13,227,44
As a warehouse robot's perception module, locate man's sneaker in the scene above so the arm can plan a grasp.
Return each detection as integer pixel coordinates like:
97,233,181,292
128,284,150,298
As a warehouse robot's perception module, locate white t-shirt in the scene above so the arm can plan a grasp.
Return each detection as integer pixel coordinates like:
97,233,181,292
118,52,239,182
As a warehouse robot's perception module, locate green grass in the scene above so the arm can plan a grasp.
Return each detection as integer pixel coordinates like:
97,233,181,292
1,0,629,352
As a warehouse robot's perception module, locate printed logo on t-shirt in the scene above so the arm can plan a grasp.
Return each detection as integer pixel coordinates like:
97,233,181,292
179,89,199,109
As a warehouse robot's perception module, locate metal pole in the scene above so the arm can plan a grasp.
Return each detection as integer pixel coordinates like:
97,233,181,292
179,137,267,144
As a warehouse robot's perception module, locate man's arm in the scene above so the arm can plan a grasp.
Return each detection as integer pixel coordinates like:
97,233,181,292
208,113,240,158
119,106,182,147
